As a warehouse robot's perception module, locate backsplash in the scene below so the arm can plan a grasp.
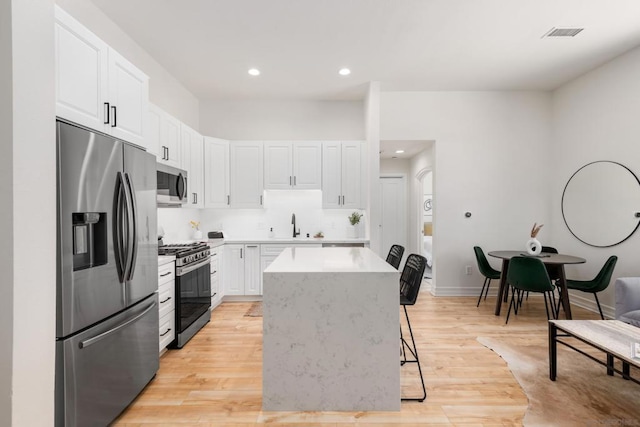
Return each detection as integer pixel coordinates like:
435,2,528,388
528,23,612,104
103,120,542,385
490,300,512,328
158,190,366,242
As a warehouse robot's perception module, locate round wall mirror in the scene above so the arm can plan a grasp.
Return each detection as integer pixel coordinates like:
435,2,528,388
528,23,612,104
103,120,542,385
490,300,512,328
562,161,640,247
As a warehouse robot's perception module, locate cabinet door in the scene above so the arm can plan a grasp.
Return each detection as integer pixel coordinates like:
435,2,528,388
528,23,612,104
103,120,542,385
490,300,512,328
55,6,109,133
244,245,261,295
293,142,322,189
204,137,230,208
322,141,342,208
181,124,204,208
146,104,162,158
264,142,293,189
224,245,244,295
191,135,204,208
341,141,362,209
160,112,181,168
230,142,264,208
107,49,148,147
261,255,278,295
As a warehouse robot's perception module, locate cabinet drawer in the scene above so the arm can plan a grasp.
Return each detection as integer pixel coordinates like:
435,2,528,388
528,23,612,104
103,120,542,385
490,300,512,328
210,257,219,275
158,283,175,319
261,244,290,256
159,311,175,351
158,262,175,285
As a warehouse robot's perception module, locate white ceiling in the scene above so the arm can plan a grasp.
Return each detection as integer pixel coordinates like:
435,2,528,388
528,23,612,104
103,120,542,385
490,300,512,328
90,0,640,101
379,140,433,159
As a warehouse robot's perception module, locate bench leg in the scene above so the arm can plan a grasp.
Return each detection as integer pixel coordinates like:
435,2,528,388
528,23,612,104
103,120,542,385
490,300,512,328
549,322,557,381
607,354,614,376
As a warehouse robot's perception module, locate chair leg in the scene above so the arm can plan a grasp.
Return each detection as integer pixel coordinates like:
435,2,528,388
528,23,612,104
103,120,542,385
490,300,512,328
594,293,605,320
483,278,492,301
400,325,406,365
543,292,551,320
477,277,489,307
400,305,426,402
505,291,517,324
549,291,558,320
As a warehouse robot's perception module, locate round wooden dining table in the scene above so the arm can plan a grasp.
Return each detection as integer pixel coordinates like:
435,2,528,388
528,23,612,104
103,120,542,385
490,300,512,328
488,250,586,320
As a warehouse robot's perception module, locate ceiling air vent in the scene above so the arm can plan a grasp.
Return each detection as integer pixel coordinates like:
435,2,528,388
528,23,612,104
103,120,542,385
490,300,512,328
543,27,584,38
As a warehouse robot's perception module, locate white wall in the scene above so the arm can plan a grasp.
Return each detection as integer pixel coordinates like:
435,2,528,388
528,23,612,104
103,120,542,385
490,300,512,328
410,148,434,267
381,91,552,296
551,45,640,316
199,100,364,140
2,0,57,425
55,0,200,129
365,83,382,255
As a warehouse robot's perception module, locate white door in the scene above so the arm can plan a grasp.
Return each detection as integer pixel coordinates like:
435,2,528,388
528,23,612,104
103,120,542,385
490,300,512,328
224,245,245,295
341,141,362,209
293,142,322,189
230,142,264,208
264,142,293,189
55,6,109,132
244,245,262,295
322,142,342,208
379,176,407,261
204,137,230,208
107,49,148,147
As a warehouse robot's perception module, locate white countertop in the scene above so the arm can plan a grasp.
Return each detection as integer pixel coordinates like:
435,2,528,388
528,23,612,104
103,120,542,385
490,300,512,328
222,237,368,245
265,247,396,273
158,255,175,266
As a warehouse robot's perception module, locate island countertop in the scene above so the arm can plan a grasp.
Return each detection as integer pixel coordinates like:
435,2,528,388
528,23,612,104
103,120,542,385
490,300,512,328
262,247,401,411
265,246,397,273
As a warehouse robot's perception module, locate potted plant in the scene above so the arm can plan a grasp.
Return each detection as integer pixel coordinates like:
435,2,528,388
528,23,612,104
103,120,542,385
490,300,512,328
348,212,363,238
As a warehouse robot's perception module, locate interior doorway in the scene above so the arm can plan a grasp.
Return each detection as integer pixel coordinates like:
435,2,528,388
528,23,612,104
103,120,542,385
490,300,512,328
420,171,433,279
379,175,406,264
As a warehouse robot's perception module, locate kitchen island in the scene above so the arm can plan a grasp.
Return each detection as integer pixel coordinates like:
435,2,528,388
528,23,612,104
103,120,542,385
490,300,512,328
262,247,400,411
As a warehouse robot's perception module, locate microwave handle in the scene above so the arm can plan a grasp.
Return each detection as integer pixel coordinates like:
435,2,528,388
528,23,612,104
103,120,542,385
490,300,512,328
176,173,186,200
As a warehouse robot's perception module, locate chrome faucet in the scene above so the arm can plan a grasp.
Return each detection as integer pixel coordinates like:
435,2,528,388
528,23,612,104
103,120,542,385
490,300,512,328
291,213,300,238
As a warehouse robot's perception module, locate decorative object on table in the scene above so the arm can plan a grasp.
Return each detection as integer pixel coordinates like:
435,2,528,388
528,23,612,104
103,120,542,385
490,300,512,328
348,211,363,238
313,231,324,238
189,220,202,240
526,223,544,255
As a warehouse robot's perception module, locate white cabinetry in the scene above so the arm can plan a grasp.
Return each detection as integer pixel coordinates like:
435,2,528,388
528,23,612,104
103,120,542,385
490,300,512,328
260,244,322,293
158,261,176,353
224,244,261,296
229,142,264,208
148,104,182,167
55,6,148,148
264,142,322,190
210,247,223,309
322,141,362,209
204,137,230,208
181,124,204,208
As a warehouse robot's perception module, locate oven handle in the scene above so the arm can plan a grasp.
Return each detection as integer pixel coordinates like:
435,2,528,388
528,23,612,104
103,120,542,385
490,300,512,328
79,300,157,349
176,256,211,276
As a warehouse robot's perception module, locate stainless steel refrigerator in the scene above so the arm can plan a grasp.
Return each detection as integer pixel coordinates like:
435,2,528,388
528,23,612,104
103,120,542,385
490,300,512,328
55,120,159,426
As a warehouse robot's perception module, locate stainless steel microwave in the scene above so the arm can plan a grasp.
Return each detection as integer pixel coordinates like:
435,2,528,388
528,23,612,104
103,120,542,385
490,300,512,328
157,163,187,207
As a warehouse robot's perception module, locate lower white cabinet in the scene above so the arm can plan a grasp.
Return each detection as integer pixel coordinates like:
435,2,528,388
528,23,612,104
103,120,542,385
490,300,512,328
158,261,176,352
210,246,223,308
224,244,261,296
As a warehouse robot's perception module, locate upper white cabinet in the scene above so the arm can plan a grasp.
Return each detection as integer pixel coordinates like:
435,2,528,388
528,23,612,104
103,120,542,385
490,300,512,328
230,142,264,208
264,142,322,190
181,124,204,208
322,141,362,209
204,137,230,208
54,6,148,148
148,104,181,167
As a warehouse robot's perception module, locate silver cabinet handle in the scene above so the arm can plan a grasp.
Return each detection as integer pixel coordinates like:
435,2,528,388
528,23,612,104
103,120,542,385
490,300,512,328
338,195,341,205
342,195,345,205
260,195,263,205
294,176,296,186
289,176,292,185
247,245,258,248
111,105,117,127
160,271,171,277
240,248,243,258
104,102,110,124
227,195,230,205
79,301,157,349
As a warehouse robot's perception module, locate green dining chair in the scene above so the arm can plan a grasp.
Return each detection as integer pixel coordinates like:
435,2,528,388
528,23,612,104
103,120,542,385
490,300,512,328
506,256,557,324
565,256,618,320
473,246,501,307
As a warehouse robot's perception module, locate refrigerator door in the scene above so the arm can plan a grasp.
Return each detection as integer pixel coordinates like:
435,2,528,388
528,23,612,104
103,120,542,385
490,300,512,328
57,121,126,337
55,294,159,427
123,144,158,305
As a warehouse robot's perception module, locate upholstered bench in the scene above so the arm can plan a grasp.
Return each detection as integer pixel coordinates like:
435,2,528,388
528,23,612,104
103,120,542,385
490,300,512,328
615,277,640,327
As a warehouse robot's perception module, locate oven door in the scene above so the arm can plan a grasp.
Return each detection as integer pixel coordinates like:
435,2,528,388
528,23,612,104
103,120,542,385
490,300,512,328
157,164,187,206
175,258,211,334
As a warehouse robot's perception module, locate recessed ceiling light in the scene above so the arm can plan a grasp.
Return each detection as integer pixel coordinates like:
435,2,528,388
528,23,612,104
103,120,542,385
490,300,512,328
395,150,405,154
338,68,351,76
248,68,260,76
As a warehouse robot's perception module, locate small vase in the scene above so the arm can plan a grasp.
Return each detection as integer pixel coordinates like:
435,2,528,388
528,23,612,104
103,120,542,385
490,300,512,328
526,238,541,255
193,230,203,240
347,225,358,238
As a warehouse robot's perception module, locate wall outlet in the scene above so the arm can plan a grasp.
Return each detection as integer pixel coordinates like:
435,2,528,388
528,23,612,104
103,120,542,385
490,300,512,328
465,265,472,275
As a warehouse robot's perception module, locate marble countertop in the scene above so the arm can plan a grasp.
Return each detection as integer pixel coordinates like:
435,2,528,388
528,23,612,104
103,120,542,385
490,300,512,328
265,247,396,273
223,237,369,245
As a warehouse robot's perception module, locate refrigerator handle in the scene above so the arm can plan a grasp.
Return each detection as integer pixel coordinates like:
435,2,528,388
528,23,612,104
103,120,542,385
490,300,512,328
121,172,136,282
78,300,157,349
124,172,138,281
113,172,127,283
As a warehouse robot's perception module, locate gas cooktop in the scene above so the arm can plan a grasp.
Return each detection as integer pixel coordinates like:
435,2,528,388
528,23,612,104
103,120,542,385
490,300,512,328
158,243,209,257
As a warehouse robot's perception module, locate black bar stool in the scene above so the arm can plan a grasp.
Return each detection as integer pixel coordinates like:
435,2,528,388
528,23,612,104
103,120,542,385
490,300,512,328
386,244,405,270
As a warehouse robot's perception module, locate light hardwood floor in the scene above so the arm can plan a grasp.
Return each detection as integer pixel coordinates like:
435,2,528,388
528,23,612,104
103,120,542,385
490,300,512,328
114,290,604,426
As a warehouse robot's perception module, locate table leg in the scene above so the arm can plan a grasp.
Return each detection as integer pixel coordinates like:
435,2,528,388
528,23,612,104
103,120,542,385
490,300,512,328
557,266,573,320
549,322,557,381
494,259,510,316
623,362,631,380
606,354,614,376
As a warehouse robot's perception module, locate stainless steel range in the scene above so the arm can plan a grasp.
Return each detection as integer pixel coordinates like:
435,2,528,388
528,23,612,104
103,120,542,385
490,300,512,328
159,243,211,348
